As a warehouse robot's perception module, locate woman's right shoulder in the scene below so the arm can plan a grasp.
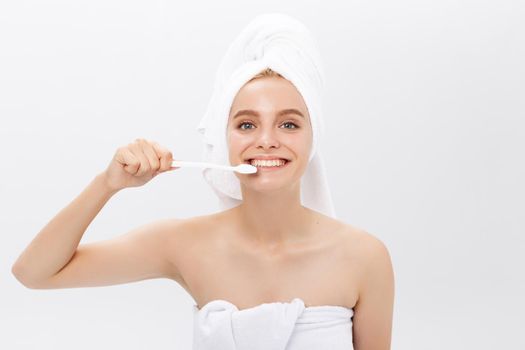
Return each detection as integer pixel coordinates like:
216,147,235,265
157,211,227,243
154,211,227,284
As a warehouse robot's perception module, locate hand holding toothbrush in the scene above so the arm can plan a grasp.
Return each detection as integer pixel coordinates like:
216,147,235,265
102,138,256,192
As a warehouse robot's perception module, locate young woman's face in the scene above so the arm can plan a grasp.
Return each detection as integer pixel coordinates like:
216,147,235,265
226,76,313,192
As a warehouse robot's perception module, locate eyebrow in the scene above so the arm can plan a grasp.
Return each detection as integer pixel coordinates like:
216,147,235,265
231,108,305,120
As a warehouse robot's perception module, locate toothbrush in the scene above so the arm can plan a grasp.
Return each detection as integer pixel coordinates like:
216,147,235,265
171,160,257,174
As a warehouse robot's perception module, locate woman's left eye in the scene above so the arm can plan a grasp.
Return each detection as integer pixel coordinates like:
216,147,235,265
281,122,298,129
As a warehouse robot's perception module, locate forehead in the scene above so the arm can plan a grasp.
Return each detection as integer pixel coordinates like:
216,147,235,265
229,77,309,117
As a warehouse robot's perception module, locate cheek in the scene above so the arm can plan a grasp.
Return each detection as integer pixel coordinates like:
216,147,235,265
301,129,313,156
227,131,250,157
284,133,311,154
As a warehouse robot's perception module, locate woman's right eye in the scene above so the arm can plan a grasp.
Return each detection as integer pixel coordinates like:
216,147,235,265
239,122,254,130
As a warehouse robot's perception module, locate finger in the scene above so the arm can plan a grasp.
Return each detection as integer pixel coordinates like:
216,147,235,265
151,141,174,172
115,147,140,175
139,139,161,173
130,140,151,176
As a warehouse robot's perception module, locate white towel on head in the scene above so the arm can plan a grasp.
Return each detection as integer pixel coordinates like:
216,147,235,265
196,13,337,218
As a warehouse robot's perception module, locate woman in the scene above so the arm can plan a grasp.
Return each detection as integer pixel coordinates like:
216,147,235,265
12,14,394,350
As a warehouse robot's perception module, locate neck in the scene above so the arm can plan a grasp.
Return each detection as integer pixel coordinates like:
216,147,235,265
232,183,315,247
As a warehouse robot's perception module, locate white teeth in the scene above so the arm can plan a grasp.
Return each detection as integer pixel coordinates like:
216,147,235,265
249,159,287,167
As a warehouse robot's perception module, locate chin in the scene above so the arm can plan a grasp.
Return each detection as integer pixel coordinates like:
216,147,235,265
241,175,302,194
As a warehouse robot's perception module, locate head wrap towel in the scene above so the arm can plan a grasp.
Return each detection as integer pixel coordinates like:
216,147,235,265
196,13,337,218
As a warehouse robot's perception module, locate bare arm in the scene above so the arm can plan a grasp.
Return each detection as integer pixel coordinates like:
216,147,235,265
11,172,118,287
11,138,177,289
352,235,395,350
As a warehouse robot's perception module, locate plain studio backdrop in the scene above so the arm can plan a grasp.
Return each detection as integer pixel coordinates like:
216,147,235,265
1,1,523,349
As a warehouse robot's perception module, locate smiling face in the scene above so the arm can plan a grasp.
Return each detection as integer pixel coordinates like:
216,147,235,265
226,75,313,193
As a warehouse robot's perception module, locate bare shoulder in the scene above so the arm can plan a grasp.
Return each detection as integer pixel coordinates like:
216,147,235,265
340,223,395,298
335,221,394,286
159,211,225,281
160,211,221,240
336,221,391,262
357,229,393,273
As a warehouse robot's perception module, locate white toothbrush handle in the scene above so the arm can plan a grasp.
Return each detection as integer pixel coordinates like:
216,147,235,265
172,160,231,171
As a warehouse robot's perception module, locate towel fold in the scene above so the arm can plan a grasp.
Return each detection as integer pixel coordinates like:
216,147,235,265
192,298,354,350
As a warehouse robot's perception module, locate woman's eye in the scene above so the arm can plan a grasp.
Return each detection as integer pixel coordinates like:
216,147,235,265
239,122,253,130
239,122,255,130
282,122,298,129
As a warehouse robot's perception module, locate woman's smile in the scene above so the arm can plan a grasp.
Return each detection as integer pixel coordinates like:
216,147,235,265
243,158,291,172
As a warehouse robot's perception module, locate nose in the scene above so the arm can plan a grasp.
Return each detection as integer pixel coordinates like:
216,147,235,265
256,127,280,150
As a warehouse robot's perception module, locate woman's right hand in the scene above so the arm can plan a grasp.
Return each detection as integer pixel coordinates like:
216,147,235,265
102,138,178,192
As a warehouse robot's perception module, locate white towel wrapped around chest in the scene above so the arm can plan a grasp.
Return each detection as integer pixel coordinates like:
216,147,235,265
192,298,354,350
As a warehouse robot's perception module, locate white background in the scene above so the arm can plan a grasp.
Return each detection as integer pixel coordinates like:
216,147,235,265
1,1,524,349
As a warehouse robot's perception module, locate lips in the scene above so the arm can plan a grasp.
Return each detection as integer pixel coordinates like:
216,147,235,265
244,155,291,161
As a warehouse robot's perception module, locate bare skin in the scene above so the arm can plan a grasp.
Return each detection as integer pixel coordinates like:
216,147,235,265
166,206,365,311
163,206,394,350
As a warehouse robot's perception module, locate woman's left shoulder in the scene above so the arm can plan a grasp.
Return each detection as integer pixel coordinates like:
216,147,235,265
334,220,391,261
311,210,391,259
